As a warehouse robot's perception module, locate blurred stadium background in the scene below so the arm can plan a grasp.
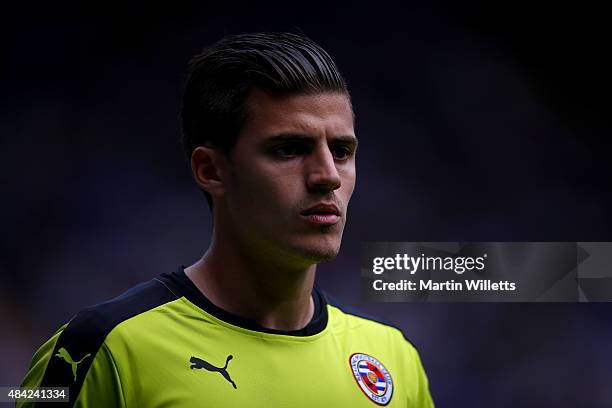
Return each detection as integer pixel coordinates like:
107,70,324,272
2,2,611,406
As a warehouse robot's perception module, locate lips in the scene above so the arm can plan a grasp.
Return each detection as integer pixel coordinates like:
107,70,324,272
301,203,341,226
301,203,341,216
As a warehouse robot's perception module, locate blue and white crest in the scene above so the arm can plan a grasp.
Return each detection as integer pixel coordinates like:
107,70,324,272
349,353,393,405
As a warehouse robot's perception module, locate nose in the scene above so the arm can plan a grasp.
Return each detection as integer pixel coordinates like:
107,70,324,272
306,145,342,193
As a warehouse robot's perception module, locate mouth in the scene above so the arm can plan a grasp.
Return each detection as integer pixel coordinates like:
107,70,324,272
301,203,341,226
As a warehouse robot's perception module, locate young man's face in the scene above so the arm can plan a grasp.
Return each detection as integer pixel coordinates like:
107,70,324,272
221,90,357,267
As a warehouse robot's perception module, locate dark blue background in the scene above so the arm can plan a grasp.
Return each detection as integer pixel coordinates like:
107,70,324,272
2,3,611,406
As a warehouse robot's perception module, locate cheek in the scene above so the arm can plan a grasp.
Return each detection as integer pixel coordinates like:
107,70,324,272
232,167,301,216
340,168,356,202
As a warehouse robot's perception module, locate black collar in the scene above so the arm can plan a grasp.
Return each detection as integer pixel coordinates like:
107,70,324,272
157,266,328,336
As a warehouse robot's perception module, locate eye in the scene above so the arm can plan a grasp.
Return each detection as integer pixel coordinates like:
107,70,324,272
271,142,309,158
331,145,353,161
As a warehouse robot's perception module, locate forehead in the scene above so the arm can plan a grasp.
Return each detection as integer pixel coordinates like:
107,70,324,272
239,90,355,140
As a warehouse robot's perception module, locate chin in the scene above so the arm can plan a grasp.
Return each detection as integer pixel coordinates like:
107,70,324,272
291,240,342,264
271,229,345,265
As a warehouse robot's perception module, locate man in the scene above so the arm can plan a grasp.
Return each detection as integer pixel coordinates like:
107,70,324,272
20,32,434,407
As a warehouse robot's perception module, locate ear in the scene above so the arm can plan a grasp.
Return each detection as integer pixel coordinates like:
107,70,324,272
190,146,228,199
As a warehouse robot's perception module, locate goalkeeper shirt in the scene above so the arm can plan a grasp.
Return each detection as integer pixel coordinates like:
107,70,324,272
20,267,434,407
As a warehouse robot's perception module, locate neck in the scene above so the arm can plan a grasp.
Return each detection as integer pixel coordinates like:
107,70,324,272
185,225,317,331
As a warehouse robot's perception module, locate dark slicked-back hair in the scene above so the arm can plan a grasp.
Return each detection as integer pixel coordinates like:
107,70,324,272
180,32,350,207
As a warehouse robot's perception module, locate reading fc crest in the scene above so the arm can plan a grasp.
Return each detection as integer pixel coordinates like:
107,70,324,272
349,353,393,405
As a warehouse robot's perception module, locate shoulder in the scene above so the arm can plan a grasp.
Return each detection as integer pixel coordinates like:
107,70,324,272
58,277,177,350
319,289,419,351
318,290,435,405
31,276,179,400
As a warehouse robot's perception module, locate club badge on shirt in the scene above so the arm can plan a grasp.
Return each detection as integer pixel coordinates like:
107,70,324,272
349,353,393,405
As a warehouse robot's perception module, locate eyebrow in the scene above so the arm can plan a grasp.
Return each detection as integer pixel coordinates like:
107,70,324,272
265,133,359,146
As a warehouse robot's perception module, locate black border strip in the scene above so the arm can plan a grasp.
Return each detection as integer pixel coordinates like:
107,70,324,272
36,278,177,407
321,290,419,350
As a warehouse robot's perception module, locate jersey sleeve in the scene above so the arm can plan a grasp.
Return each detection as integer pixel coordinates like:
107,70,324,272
72,342,126,407
408,345,435,408
18,325,66,407
18,325,126,408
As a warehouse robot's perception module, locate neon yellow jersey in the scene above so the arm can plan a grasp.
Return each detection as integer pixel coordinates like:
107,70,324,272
20,268,434,407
